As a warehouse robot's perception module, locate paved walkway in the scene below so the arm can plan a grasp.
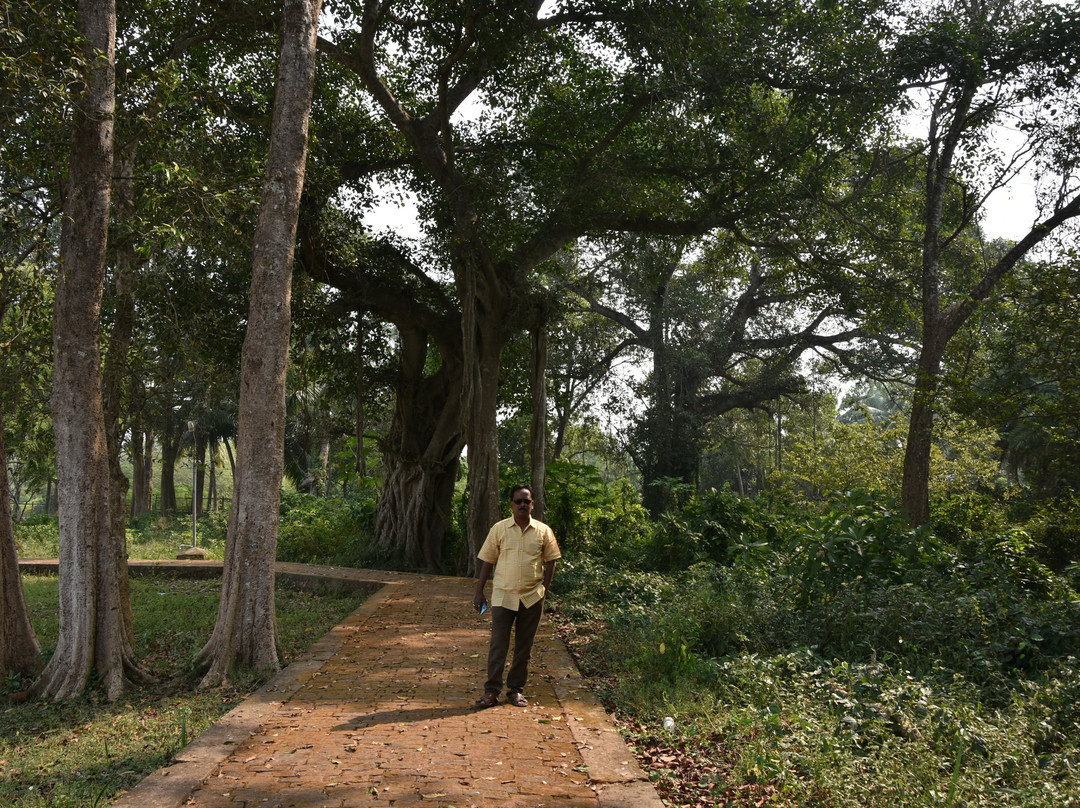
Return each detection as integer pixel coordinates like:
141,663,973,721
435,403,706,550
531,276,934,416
83,562,665,808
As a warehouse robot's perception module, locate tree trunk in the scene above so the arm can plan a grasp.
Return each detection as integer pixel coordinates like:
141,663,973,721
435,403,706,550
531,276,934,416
463,323,504,575
0,401,40,675
208,445,218,511
354,316,368,481
376,455,461,571
900,150,1080,525
632,263,707,517
159,429,178,514
638,322,700,515
552,401,569,460
317,436,331,497
775,407,782,471
194,0,322,688
128,365,154,517
900,312,947,525
640,327,671,517
529,325,548,521
195,431,207,515
223,436,236,480
130,427,154,516
897,74,966,528
295,411,315,493
144,430,155,513
34,0,139,701
101,137,147,679
373,325,465,571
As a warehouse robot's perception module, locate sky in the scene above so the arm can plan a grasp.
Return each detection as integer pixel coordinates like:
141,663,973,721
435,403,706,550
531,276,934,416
983,183,1040,241
363,167,1042,245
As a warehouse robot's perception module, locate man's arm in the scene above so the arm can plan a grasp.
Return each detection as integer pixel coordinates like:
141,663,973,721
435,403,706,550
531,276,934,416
543,559,556,592
473,561,493,611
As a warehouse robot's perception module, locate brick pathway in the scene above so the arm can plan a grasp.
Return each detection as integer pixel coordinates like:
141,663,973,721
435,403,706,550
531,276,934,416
103,563,664,808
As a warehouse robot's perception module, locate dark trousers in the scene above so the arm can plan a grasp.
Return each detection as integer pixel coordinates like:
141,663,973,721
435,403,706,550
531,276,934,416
484,599,544,695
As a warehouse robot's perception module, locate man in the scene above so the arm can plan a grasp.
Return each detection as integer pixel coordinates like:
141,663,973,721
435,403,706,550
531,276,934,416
472,484,560,708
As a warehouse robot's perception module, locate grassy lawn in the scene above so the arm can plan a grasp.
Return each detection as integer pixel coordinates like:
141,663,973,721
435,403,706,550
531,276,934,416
0,573,367,808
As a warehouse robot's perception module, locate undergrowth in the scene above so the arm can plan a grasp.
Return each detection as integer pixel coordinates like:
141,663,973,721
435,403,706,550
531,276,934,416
553,489,1080,808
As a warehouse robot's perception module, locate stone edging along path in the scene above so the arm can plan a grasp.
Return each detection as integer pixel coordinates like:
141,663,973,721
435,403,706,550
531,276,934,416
19,560,665,808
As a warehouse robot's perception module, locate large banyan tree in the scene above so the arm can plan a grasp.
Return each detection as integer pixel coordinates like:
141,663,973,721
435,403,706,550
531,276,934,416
302,0,903,569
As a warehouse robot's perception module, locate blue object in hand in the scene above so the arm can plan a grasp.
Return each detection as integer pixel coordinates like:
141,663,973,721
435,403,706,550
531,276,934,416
479,601,488,615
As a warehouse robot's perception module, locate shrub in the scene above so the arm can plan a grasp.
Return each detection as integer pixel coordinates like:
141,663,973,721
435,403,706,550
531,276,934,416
276,492,374,566
773,412,1001,504
17,513,57,527
644,485,780,572
122,512,227,559
931,492,1010,547
1032,659,1080,769
553,483,1080,808
556,554,675,622
12,521,59,557
544,461,654,565
783,490,943,606
1023,492,1080,570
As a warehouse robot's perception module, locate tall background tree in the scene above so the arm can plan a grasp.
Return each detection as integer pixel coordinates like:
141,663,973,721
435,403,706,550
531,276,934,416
193,0,324,687
33,0,152,700
0,301,39,675
574,234,873,515
950,250,1080,509
893,0,1080,524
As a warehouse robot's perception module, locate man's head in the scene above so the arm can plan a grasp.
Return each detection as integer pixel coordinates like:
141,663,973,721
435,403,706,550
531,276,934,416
510,485,534,525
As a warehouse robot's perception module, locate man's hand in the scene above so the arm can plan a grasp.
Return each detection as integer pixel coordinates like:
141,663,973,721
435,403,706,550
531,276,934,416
474,561,493,614
543,559,557,591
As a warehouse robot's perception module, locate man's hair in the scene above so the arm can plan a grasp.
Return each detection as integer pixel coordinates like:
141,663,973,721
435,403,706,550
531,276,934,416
509,484,532,500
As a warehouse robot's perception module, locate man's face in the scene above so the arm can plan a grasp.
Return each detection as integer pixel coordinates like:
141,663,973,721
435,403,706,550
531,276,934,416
512,490,534,520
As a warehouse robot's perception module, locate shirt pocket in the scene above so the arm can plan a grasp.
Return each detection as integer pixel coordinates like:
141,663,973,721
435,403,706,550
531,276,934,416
523,533,543,559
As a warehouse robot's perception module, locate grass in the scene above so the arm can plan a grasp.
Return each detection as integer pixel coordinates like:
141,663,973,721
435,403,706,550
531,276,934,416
0,573,367,808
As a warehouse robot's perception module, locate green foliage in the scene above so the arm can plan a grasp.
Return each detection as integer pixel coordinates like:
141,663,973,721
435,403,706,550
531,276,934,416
544,460,653,566
777,412,908,497
16,514,229,560
275,491,375,566
784,490,943,606
11,520,58,558
124,513,224,559
1019,492,1080,571
775,409,1002,504
554,483,1080,808
951,256,1080,499
1031,660,1080,769
930,493,1011,546
930,416,1005,499
646,485,781,571
12,493,379,567
557,555,676,624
